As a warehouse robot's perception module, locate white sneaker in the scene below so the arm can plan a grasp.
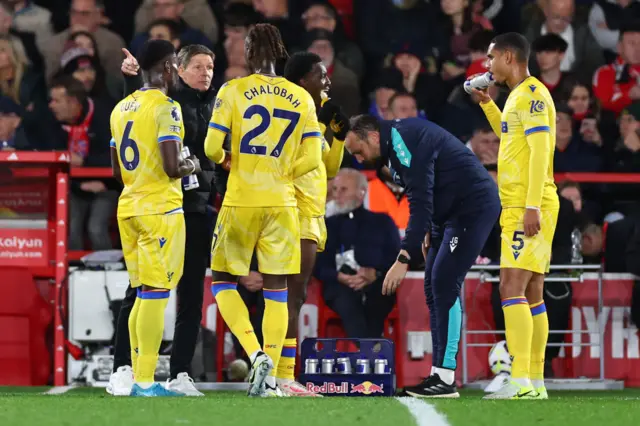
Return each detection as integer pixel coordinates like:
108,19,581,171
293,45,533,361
165,373,204,396
247,351,274,397
484,372,510,393
277,378,323,397
106,366,134,396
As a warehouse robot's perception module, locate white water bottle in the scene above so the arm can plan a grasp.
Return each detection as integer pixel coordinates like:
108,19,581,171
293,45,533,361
464,72,495,94
180,146,199,191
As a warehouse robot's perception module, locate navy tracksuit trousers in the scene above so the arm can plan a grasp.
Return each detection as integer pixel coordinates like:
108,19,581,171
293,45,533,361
424,196,501,371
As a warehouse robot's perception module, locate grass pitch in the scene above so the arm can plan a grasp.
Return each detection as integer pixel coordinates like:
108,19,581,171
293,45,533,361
0,387,638,426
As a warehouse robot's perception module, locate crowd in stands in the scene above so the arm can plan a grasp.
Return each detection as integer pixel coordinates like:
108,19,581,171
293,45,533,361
1,0,640,274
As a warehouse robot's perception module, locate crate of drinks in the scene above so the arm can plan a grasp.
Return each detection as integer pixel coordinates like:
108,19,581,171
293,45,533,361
299,338,395,397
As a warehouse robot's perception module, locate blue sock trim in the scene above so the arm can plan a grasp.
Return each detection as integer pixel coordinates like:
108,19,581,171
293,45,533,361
263,288,288,303
211,281,237,297
281,346,296,358
530,302,547,316
138,290,170,299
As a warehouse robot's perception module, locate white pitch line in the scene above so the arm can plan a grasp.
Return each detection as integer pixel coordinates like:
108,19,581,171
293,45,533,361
43,386,74,395
395,396,451,426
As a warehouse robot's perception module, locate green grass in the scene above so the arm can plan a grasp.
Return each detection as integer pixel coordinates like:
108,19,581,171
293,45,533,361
1,387,639,426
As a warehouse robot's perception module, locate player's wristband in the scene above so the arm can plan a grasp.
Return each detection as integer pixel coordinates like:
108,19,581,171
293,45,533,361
186,158,196,175
525,206,540,211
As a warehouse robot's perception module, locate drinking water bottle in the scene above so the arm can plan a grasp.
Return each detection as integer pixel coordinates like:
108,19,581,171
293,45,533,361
180,146,199,191
463,72,495,94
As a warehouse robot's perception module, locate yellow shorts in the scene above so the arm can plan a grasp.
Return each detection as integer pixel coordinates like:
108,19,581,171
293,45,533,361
299,214,327,252
500,208,559,274
211,206,300,276
118,212,185,289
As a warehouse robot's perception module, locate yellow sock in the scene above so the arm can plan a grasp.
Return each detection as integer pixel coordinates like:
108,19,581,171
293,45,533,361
211,282,261,356
529,301,549,383
276,338,297,380
128,293,142,377
501,297,533,380
263,288,289,377
135,289,170,383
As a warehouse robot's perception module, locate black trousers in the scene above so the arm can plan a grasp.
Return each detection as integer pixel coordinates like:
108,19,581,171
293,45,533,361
113,212,213,379
323,279,396,338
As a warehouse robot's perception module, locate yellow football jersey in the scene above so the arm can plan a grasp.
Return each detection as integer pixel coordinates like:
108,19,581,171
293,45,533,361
205,74,323,208
481,76,559,210
110,88,185,218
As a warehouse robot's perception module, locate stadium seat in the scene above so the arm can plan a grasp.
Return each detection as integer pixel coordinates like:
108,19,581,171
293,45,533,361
0,268,52,385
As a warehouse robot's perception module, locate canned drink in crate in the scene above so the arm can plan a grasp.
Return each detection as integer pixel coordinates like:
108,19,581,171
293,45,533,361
374,358,389,374
321,358,335,374
355,358,370,374
336,357,352,374
180,146,199,190
305,358,319,374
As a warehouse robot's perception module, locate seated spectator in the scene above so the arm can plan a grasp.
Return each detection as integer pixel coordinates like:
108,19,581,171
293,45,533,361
465,29,495,79
130,0,213,56
467,124,499,165
315,169,399,338
588,0,640,62
0,2,42,70
301,1,364,80
593,20,640,116
134,0,219,46
0,35,49,147
608,103,640,213
223,2,259,73
0,96,29,150
532,33,575,100
40,0,126,82
582,216,640,273
59,45,117,104
147,19,181,50
7,0,53,48
305,29,360,117
558,179,600,227
367,68,403,120
524,0,604,82
252,0,304,50
388,92,421,119
48,75,118,251
554,103,604,172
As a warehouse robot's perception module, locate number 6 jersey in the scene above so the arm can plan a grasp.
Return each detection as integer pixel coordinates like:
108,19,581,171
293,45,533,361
204,74,323,208
110,88,185,218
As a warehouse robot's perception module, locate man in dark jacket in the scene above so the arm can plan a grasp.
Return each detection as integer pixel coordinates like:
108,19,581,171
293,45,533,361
108,44,216,397
48,74,118,251
345,115,501,398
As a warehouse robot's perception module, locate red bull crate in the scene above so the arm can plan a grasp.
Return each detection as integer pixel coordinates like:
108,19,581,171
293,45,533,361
299,338,395,397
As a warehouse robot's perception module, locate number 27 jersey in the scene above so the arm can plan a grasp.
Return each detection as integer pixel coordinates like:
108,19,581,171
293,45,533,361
208,75,322,207
110,88,185,218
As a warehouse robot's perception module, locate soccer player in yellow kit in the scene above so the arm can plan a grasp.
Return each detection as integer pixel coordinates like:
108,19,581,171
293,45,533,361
275,51,346,396
110,40,201,397
470,33,558,400
204,24,323,397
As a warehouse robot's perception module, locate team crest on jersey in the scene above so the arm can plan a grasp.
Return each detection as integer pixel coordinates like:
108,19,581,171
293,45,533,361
214,97,223,110
529,100,545,114
171,107,181,122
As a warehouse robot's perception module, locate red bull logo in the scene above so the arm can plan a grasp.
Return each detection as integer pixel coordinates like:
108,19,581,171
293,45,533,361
306,382,349,394
351,381,384,395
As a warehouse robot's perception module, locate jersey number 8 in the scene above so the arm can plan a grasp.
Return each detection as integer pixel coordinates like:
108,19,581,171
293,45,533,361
240,105,300,157
119,120,140,171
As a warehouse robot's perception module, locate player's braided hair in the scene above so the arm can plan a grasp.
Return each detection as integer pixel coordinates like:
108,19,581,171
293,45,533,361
245,23,289,67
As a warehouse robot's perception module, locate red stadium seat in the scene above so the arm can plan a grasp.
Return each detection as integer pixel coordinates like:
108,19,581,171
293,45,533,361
0,268,52,385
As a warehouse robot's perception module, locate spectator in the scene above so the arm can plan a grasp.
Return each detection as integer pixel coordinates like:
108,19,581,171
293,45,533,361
524,0,604,81
59,45,117,103
532,34,575,100
0,95,29,150
7,0,53,45
223,3,259,73
130,0,213,56
305,29,360,117
582,216,640,274
368,68,403,120
48,74,117,251
134,0,219,46
554,103,604,172
252,0,304,50
608,103,640,213
593,20,640,116
40,0,126,82
301,1,364,80
388,92,419,119
147,19,182,50
558,179,600,226
315,168,399,338
465,29,495,78
588,0,640,62
467,124,500,165
0,2,42,69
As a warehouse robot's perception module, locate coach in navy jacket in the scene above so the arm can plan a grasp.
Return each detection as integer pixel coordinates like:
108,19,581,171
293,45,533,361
345,115,500,395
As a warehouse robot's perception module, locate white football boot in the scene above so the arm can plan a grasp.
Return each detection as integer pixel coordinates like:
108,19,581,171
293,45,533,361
106,366,134,396
277,378,323,397
247,351,274,397
165,373,204,396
